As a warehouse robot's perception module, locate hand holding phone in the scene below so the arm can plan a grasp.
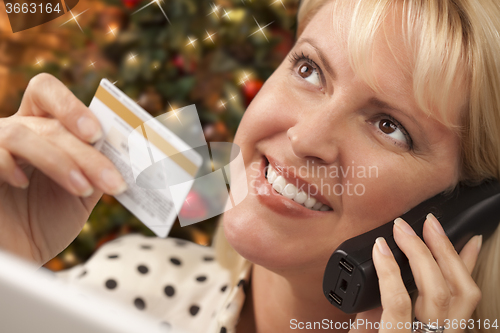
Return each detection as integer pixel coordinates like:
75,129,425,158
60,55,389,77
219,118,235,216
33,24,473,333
323,180,500,313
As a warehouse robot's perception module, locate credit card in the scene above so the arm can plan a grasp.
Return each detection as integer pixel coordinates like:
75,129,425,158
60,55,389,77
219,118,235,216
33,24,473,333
88,79,202,237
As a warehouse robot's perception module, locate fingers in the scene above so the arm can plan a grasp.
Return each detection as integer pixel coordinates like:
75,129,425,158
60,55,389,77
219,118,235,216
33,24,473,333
46,124,127,195
393,217,451,324
0,148,29,188
393,215,482,332
0,122,94,197
0,115,127,196
420,214,482,325
370,214,481,333
421,214,481,296
18,73,102,144
458,234,482,274
372,237,413,332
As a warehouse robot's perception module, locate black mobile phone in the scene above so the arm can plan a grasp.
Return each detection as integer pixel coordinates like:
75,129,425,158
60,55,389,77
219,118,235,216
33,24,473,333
323,179,500,314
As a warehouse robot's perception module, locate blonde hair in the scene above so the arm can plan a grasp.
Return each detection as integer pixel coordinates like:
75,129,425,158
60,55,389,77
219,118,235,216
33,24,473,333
214,0,500,328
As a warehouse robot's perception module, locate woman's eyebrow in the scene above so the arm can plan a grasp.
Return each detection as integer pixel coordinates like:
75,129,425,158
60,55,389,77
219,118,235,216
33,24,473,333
296,38,336,79
369,97,423,133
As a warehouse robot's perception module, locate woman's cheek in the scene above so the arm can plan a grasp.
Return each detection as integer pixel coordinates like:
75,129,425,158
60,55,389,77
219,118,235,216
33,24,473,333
338,163,413,230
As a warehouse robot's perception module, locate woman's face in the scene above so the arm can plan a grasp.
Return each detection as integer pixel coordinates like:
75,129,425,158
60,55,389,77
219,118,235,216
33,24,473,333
223,2,464,273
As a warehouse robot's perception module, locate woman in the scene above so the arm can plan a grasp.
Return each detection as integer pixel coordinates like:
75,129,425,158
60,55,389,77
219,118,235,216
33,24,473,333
0,0,499,332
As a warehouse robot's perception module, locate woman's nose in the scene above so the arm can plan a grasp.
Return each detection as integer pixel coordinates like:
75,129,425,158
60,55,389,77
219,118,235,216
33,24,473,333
286,111,343,165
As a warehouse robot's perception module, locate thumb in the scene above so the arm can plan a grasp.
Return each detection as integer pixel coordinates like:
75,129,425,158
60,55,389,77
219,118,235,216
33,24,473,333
349,306,383,333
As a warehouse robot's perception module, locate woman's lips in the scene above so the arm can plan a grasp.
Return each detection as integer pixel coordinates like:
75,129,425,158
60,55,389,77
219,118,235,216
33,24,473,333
251,156,334,218
265,155,333,209
266,164,332,211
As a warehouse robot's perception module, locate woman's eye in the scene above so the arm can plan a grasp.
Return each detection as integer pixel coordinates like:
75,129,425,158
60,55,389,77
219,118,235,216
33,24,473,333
375,118,408,145
298,63,320,86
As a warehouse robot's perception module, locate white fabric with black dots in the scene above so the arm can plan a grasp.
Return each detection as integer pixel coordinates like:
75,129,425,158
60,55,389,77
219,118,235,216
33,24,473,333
55,234,252,333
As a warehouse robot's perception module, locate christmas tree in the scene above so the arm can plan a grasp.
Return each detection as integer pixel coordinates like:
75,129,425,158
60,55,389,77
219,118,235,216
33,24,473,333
0,0,299,271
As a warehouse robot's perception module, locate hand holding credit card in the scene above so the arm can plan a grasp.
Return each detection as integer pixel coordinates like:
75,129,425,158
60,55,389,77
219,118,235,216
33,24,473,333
88,79,203,237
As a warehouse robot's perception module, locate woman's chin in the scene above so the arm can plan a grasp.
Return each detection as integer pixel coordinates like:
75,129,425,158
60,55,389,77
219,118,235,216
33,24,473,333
221,205,319,271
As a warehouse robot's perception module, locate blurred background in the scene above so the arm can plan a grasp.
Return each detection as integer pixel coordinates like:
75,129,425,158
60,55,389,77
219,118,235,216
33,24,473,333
0,0,299,271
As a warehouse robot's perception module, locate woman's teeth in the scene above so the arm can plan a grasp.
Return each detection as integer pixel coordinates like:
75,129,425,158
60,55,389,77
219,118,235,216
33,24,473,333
265,165,332,211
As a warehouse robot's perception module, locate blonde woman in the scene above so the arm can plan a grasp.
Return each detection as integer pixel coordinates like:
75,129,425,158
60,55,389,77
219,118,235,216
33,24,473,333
0,0,499,332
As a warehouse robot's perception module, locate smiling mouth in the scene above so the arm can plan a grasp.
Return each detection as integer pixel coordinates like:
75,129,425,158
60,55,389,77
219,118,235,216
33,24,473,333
264,159,333,212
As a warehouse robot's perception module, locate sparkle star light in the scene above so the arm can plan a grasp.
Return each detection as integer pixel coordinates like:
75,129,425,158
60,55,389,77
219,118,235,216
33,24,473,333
204,30,217,44
132,0,170,24
207,3,220,18
106,25,118,36
238,71,252,86
270,0,286,9
219,100,227,109
128,53,138,63
248,16,274,42
186,36,198,48
222,8,232,20
34,58,43,67
164,102,183,125
89,60,96,67
59,8,89,32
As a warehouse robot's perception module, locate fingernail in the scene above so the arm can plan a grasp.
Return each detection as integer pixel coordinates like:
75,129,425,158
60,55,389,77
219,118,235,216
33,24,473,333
13,167,29,189
69,170,93,197
427,213,446,236
101,168,127,195
394,217,416,235
77,116,102,143
476,235,483,252
375,237,391,256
